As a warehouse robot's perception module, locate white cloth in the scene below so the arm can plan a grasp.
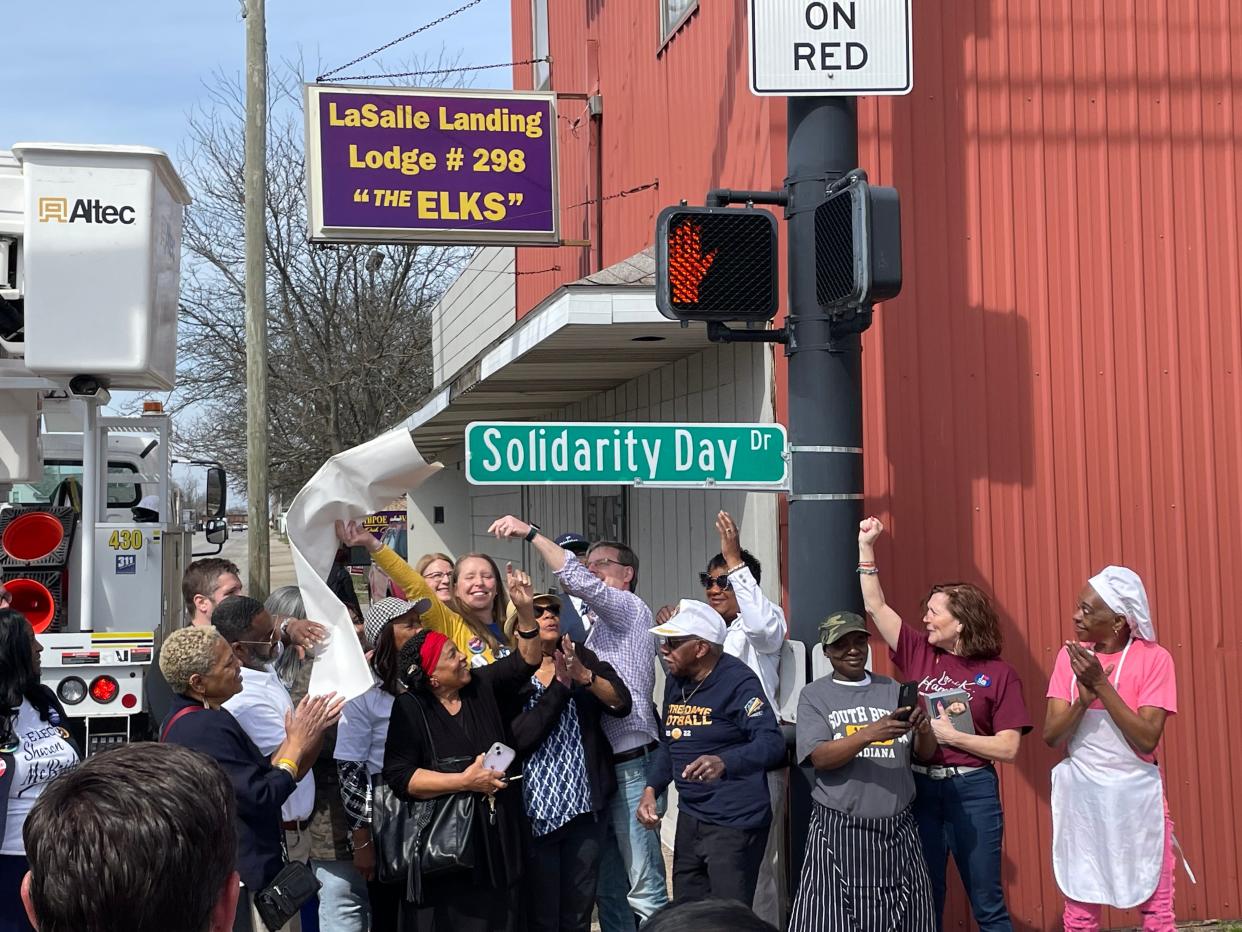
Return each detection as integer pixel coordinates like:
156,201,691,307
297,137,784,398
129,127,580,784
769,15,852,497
224,667,315,822
1088,565,1155,641
1,700,79,855
285,428,441,701
335,679,394,776
1051,641,1165,907
722,565,787,707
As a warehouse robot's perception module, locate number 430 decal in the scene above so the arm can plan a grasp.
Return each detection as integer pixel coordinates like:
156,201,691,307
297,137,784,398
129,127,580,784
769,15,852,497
108,529,143,551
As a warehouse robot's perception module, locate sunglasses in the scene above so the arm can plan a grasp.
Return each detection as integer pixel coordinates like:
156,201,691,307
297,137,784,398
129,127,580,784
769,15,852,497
661,635,699,651
536,605,561,617
699,573,733,591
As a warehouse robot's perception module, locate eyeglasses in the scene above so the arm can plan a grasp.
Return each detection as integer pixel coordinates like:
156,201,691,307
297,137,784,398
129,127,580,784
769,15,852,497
661,636,699,651
536,605,560,617
423,571,451,581
586,558,622,571
699,573,733,591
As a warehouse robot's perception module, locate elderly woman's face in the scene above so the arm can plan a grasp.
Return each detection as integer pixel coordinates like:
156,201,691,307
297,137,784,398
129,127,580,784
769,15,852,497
430,641,471,691
922,592,963,651
195,638,243,704
1073,585,1125,644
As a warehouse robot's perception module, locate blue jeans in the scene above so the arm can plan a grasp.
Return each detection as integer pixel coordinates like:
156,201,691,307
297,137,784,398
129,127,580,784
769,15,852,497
309,859,369,932
913,768,1012,932
596,750,669,931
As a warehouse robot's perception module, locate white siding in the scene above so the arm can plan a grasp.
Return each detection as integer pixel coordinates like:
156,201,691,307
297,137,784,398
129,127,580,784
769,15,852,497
432,247,515,385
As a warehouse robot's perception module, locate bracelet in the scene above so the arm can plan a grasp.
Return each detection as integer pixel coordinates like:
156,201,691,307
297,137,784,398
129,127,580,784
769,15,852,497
725,562,747,575
517,626,539,640
353,839,372,851
857,566,879,575
279,617,293,639
274,760,298,780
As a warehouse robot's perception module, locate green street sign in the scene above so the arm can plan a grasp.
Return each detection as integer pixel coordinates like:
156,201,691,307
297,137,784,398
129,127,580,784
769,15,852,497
465,422,789,489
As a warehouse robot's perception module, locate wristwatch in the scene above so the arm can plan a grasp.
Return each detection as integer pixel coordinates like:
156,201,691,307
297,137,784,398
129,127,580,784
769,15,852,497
524,521,541,542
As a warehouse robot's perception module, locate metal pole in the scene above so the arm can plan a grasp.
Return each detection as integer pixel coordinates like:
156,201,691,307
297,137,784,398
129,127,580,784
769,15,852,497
784,95,861,889
79,399,98,632
244,0,270,599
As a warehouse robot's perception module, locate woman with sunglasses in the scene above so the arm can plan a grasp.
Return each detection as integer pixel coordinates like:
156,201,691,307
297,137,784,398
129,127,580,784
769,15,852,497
504,593,631,932
857,518,1031,932
0,608,78,932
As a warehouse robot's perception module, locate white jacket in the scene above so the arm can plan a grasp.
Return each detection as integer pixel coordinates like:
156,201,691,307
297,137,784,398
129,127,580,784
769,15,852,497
721,565,787,707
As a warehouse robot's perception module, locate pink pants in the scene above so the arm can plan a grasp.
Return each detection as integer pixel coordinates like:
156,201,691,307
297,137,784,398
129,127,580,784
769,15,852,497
1062,814,1176,931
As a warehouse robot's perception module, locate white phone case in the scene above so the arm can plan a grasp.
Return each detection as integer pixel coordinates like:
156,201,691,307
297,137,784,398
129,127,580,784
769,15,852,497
483,741,516,772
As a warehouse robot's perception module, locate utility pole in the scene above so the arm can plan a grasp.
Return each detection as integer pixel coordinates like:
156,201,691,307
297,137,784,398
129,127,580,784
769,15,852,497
244,0,270,599
784,95,862,887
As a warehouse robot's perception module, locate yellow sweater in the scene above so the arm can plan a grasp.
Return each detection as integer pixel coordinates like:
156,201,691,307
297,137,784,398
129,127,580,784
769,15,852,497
371,546,500,667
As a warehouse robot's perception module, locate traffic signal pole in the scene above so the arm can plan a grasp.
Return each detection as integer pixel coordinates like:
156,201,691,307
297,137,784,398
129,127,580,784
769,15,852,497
784,94,863,889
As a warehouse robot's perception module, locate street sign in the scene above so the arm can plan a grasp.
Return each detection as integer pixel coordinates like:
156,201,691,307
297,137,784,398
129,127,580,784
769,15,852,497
465,422,789,489
748,0,913,97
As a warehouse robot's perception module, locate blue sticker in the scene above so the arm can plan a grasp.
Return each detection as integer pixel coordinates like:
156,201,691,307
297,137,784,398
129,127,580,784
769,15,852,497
115,554,136,575
974,673,991,688
467,637,485,654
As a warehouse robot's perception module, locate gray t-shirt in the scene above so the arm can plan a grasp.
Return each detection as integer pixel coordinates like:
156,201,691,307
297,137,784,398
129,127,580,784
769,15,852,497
795,673,916,819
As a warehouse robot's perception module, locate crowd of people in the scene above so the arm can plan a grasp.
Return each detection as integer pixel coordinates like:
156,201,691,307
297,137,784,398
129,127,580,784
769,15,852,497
0,509,1180,932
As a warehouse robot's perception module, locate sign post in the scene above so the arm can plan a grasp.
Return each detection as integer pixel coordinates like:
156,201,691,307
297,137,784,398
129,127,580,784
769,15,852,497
465,422,789,490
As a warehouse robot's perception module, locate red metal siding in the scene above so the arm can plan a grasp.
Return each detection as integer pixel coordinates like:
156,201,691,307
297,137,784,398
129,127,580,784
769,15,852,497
515,0,1242,926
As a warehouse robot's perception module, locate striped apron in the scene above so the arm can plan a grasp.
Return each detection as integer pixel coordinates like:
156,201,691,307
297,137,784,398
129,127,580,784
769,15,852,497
789,801,936,932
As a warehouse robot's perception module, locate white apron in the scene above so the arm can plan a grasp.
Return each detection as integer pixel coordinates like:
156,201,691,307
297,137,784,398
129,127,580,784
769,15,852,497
1050,641,1165,908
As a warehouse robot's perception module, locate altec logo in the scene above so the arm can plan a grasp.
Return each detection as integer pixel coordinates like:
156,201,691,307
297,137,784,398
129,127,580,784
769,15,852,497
37,197,136,225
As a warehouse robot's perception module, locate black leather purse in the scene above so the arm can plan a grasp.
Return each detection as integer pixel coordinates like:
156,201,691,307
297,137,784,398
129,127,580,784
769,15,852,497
253,860,321,931
371,775,432,885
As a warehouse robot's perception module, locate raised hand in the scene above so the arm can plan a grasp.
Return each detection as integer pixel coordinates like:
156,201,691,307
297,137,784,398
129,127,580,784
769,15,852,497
506,563,534,612
557,634,592,686
654,604,679,626
858,516,885,547
716,511,743,565
488,515,532,540
335,519,380,553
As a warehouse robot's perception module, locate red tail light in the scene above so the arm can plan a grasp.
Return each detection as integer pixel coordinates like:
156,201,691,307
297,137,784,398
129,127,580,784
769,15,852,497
89,675,119,703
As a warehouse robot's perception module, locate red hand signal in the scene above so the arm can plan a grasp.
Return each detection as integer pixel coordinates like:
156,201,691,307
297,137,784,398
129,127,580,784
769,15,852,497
668,221,717,304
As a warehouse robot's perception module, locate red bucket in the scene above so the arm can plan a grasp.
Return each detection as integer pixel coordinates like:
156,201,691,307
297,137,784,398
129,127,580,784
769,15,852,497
6,577,57,633
2,512,65,562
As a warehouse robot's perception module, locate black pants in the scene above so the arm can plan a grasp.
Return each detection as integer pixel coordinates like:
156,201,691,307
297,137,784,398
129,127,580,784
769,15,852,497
0,855,34,932
368,879,402,932
671,812,769,905
526,812,607,932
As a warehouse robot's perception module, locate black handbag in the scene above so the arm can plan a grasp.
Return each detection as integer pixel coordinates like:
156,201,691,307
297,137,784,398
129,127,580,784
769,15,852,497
371,775,431,885
253,860,320,931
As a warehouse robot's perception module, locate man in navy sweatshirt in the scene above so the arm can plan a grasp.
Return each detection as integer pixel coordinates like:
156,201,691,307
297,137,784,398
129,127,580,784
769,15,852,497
637,599,786,905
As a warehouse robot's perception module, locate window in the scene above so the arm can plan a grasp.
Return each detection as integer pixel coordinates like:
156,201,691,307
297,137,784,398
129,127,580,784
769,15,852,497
8,460,141,508
532,0,550,90
660,0,698,42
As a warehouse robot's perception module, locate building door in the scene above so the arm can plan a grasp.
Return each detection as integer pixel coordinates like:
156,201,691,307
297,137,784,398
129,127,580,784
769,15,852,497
582,486,628,543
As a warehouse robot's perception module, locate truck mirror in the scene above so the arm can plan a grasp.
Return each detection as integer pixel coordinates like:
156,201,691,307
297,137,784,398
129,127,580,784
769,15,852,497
206,467,227,518
205,518,229,545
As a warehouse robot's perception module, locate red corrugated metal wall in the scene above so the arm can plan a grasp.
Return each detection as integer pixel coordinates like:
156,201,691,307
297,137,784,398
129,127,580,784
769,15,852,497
512,1,1242,927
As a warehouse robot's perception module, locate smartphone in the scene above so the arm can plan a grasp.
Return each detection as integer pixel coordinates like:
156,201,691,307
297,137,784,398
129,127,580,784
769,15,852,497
892,682,920,721
483,742,516,773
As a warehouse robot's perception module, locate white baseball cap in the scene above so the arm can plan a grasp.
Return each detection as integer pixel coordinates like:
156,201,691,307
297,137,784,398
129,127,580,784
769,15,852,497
650,599,727,645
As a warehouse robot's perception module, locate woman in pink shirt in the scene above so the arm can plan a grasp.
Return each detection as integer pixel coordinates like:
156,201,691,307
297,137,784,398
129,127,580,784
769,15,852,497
1044,566,1178,931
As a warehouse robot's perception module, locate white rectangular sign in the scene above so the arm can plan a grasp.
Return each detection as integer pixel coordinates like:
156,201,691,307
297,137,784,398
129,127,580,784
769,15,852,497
749,0,913,96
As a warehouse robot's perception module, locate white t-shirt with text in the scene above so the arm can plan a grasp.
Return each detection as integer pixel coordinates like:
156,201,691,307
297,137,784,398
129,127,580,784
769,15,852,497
2,700,79,855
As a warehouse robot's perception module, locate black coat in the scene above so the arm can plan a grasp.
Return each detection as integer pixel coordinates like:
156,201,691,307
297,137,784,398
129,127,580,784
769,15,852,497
382,651,541,899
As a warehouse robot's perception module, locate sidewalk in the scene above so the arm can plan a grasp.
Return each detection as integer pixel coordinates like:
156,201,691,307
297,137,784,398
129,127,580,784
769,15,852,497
270,532,297,590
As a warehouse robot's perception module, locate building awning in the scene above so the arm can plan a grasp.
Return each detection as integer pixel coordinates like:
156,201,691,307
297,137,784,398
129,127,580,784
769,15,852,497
403,250,714,461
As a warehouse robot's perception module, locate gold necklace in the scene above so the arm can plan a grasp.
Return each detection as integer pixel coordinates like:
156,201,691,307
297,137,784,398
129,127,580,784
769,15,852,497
680,662,717,703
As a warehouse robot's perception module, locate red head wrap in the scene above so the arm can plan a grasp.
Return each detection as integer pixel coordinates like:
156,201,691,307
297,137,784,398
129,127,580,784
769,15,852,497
418,631,450,676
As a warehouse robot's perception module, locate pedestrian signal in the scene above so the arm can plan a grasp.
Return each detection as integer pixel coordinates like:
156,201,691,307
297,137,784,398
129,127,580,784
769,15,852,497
656,206,779,322
814,170,902,317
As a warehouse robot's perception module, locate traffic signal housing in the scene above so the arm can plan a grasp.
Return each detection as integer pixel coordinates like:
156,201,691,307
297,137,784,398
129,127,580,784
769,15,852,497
814,170,902,321
656,205,779,322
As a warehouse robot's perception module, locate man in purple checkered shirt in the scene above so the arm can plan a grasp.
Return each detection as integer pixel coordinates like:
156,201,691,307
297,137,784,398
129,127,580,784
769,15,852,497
490,515,669,929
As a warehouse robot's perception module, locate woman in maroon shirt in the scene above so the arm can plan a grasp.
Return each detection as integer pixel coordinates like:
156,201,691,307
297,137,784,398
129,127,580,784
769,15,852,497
857,518,1031,932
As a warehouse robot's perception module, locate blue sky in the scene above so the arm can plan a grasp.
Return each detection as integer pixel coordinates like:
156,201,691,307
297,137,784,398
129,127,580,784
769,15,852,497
5,0,515,160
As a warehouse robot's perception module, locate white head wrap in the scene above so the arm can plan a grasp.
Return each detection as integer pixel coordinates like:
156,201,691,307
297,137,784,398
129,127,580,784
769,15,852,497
1087,566,1155,641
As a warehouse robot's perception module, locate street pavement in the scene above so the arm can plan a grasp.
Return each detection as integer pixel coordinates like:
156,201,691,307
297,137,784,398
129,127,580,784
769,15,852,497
217,529,298,592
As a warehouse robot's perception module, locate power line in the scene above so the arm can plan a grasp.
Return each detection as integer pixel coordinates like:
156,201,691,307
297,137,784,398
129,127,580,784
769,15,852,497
321,58,547,84
317,0,485,81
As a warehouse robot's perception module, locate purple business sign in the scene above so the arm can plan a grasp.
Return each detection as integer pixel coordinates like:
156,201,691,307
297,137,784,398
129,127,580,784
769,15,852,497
305,85,559,245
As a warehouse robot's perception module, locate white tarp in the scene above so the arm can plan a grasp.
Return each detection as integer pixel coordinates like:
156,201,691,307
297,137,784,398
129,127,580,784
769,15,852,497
285,428,441,700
